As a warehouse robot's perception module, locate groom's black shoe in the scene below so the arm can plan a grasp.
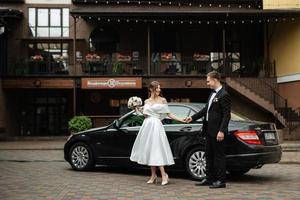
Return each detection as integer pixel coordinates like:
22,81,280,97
195,179,212,186
209,180,226,189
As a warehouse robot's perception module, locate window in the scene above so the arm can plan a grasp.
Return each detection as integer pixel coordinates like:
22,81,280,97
120,113,145,128
28,8,69,37
163,105,192,125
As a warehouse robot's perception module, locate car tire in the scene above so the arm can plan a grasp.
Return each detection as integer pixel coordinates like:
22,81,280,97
185,147,207,180
69,142,94,171
227,168,250,176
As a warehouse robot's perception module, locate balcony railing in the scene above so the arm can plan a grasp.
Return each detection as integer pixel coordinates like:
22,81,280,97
8,59,69,75
6,57,275,78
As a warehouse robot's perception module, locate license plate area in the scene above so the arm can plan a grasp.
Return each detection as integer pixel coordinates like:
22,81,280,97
263,131,278,145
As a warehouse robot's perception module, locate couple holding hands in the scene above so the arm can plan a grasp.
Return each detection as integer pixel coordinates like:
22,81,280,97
130,71,231,188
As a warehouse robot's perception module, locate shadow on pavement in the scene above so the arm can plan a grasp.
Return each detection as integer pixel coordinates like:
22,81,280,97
65,165,283,183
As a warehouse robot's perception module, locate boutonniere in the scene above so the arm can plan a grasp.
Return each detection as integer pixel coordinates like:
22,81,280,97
213,98,219,102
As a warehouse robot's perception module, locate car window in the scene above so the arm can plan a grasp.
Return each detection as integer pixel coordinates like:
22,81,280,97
120,112,145,127
162,105,193,125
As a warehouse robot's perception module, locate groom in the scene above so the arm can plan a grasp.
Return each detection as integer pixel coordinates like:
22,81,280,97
185,71,231,189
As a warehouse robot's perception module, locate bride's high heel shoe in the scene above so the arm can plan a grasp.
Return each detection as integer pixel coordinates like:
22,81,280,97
147,175,158,184
161,174,169,186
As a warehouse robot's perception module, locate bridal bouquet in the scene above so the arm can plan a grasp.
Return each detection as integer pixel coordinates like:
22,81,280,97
128,96,143,110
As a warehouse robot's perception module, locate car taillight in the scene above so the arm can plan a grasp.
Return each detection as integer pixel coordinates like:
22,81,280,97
234,130,262,145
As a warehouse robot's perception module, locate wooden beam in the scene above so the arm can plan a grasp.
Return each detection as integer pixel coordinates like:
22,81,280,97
2,78,74,89
146,78,207,88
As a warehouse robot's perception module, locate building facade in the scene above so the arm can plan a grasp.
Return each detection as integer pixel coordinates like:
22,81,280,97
0,0,300,139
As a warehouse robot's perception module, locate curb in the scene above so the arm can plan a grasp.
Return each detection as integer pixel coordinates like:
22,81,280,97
0,136,68,141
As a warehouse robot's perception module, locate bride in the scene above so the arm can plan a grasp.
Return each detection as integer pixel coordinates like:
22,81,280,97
130,81,185,185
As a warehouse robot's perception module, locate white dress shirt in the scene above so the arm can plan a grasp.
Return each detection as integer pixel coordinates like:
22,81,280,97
206,86,223,120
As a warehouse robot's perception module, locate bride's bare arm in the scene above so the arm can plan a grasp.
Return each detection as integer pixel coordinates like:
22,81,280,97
161,98,185,123
167,113,185,123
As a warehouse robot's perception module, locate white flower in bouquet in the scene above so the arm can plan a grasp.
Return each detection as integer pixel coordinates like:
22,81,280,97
128,96,143,110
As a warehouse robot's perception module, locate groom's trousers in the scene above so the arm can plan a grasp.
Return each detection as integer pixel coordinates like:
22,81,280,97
205,135,226,183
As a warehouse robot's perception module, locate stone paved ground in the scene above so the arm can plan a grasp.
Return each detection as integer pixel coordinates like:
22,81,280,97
0,149,300,200
0,140,300,200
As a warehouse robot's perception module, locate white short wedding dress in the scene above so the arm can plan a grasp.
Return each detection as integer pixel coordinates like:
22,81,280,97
130,103,175,166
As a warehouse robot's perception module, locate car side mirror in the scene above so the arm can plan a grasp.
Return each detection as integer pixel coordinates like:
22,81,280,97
113,119,120,129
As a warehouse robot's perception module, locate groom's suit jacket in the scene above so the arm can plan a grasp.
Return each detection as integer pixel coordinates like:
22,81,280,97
191,87,231,137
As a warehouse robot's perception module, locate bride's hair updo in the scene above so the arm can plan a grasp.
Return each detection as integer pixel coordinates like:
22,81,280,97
148,81,163,97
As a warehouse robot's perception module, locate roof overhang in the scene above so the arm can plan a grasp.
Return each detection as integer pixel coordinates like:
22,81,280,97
70,6,300,22
0,7,23,20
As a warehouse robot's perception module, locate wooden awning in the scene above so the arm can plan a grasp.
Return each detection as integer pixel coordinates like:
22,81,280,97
70,6,300,21
0,7,23,20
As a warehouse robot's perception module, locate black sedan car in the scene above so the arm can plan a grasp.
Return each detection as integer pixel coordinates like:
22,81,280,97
64,103,282,180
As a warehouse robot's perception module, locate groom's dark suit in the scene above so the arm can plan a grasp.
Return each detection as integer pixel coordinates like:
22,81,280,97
191,86,231,183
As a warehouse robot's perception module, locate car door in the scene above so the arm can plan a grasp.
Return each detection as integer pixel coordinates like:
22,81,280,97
94,112,144,165
163,105,202,144
116,112,145,157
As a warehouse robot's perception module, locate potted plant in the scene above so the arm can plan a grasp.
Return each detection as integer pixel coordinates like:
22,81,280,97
68,116,92,134
190,65,198,75
112,61,124,75
30,54,44,61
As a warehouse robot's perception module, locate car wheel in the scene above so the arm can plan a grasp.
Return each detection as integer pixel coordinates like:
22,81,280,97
185,147,206,180
69,142,94,171
227,168,250,176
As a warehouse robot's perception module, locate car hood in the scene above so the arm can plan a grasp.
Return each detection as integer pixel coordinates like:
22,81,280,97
72,125,109,135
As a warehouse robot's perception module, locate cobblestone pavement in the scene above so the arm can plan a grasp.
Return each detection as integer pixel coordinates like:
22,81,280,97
0,149,300,200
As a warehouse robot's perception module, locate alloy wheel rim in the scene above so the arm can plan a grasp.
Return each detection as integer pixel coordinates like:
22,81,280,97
71,146,89,169
189,150,206,178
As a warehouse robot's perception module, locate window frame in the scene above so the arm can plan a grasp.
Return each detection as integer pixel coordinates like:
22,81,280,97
28,7,69,38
